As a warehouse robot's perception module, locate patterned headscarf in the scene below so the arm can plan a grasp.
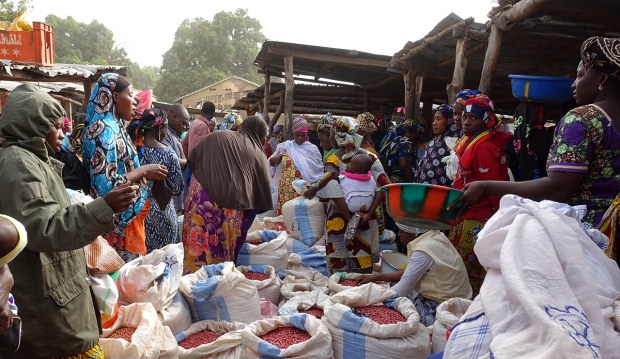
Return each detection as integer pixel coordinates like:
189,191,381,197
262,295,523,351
581,36,620,79
399,119,425,135
435,104,459,136
436,104,453,120
139,107,167,130
453,89,486,110
272,124,284,134
317,112,333,133
357,112,377,136
463,97,499,130
85,73,130,127
69,123,85,151
334,116,363,159
222,111,242,130
292,116,309,133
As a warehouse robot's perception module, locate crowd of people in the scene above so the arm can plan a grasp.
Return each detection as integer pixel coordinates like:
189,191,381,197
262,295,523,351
0,36,616,357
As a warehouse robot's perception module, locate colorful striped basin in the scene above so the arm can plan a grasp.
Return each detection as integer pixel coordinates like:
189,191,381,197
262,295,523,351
381,183,464,230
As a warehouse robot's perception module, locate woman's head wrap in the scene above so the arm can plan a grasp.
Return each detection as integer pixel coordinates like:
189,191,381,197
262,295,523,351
580,36,620,79
222,111,242,130
399,119,425,135
333,116,363,151
272,124,284,134
86,73,130,127
463,97,499,129
317,113,333,133
357,112,377,135
139,107,167,130
435,104,453,120
292,116,309,133
69,123,85,150
453,89,486,110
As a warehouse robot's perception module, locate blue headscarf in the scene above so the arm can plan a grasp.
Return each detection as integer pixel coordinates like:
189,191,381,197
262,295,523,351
82,73,147,229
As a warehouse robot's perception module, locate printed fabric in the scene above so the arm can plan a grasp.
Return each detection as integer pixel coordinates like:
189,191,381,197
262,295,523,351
142,146,183,253
276,152,303,215
448,218,487,297
547,104,620,227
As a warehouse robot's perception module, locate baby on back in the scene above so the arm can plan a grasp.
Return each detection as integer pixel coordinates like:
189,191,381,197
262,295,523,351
339,153,376,213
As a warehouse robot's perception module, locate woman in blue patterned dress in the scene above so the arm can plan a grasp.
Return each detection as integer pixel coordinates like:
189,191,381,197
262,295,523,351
82,73,168,261
134,108,184,253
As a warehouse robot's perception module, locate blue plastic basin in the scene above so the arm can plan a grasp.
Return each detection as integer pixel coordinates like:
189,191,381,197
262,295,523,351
508,74,575,104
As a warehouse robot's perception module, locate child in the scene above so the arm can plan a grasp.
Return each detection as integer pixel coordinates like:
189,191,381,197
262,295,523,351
338,153,377,241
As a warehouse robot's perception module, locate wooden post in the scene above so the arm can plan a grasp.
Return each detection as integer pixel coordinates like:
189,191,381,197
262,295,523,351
479,24,504,95
263,73,271,123
404,68,416,119
269,92,285,134
447,35,470,104
284,55,294,140
363,90,370,112
413,76,423,121
83,79,92,105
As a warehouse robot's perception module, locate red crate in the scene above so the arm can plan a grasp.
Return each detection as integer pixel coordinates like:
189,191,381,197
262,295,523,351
0,21,54,66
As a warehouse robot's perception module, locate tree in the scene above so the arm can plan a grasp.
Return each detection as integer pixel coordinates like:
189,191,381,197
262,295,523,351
45,15,160,90
0,0,31,21
155,9,265,103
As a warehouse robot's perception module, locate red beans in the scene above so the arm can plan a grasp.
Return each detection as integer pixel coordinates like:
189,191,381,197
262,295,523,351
339,279,358,287
300,306,324,319
107,327,137,341
353,306,406,324
259,326,311,349
244,271,270,281
179,330,223,349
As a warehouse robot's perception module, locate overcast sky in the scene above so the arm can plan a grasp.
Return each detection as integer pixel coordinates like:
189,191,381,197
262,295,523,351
29,0,493,68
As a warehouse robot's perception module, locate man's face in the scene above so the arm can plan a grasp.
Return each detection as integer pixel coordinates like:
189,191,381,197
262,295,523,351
170,110,189,134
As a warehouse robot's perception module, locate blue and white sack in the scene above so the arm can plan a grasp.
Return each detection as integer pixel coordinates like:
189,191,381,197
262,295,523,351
280,268,329,300
237,230,288,273
175,319,246,359
179,262,261,324
277,290,331,317
241,314,333,358
322,283,431,359
237,264,281,305
282,182,326,247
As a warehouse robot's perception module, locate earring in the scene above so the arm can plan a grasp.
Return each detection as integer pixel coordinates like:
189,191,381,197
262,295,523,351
599,83,604,91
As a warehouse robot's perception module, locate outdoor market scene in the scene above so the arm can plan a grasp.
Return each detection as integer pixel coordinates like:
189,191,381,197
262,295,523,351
0,0,619,358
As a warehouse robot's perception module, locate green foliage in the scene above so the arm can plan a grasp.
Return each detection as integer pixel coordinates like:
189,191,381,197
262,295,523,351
45,14,159,90
155,8,265,103
0,0,31,21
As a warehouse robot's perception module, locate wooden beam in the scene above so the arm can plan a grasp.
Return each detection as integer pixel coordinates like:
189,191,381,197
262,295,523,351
414,76,423,120
404,69,416,119
434,42,486,69
360,74,402,90
363,91,370,112
83,79,92,104
423,99,434,136
258,51,272,70
479,24,504,95
447,35,470,104
269,47,389,69
401,18,474,62
269,92,285,134
263,73,271,122
494,0,549,31
284,55,295,140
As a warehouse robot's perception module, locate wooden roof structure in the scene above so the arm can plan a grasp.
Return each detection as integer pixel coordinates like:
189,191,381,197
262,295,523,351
390,2,620,116
246,41,405,137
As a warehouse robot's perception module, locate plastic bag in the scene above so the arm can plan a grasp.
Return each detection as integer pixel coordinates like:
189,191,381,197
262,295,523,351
90,272,119,329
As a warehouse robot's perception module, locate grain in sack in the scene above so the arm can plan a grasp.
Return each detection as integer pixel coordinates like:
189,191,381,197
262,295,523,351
323,283,431,359
101,302,178,359
237,264,282,305
278,290,331,319
241,313,333,358
175,319,246,359
179,261,261,324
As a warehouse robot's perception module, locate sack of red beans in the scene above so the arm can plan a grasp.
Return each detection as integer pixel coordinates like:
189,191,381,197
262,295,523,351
100,302,178,358
237,264,282,305
179,262,261,324
237,230,289,272
175,319,246,359
241,313,333,358
280,268,329,300
431,297,472,354
328,272,391,295
323,283,431,359
277,290,331,318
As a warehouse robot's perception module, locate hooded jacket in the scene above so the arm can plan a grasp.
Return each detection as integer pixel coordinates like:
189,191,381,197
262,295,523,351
0,84,115,357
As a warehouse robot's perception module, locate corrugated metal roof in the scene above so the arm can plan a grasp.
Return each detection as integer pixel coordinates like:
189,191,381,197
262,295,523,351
0,61,126,82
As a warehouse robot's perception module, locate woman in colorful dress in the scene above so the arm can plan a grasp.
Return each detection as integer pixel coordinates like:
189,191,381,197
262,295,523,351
416,104,460,186
379,119,425,183
357,112,379,155
306,116,390,273
82,73,168,262
135,108,184,253
449,96,511,295
183,116,272,273
317,113,336,163
268,117,324,214
454,36,620,263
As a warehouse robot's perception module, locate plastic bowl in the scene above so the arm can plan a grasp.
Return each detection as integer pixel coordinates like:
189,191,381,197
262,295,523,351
380,251,409,274
508,74,575,104
382,183,463,230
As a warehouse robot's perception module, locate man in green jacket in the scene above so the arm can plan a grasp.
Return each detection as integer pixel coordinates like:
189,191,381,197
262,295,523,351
0,84,137,358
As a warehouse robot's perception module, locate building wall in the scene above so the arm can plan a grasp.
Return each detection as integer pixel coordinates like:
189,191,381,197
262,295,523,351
180,77,258,112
